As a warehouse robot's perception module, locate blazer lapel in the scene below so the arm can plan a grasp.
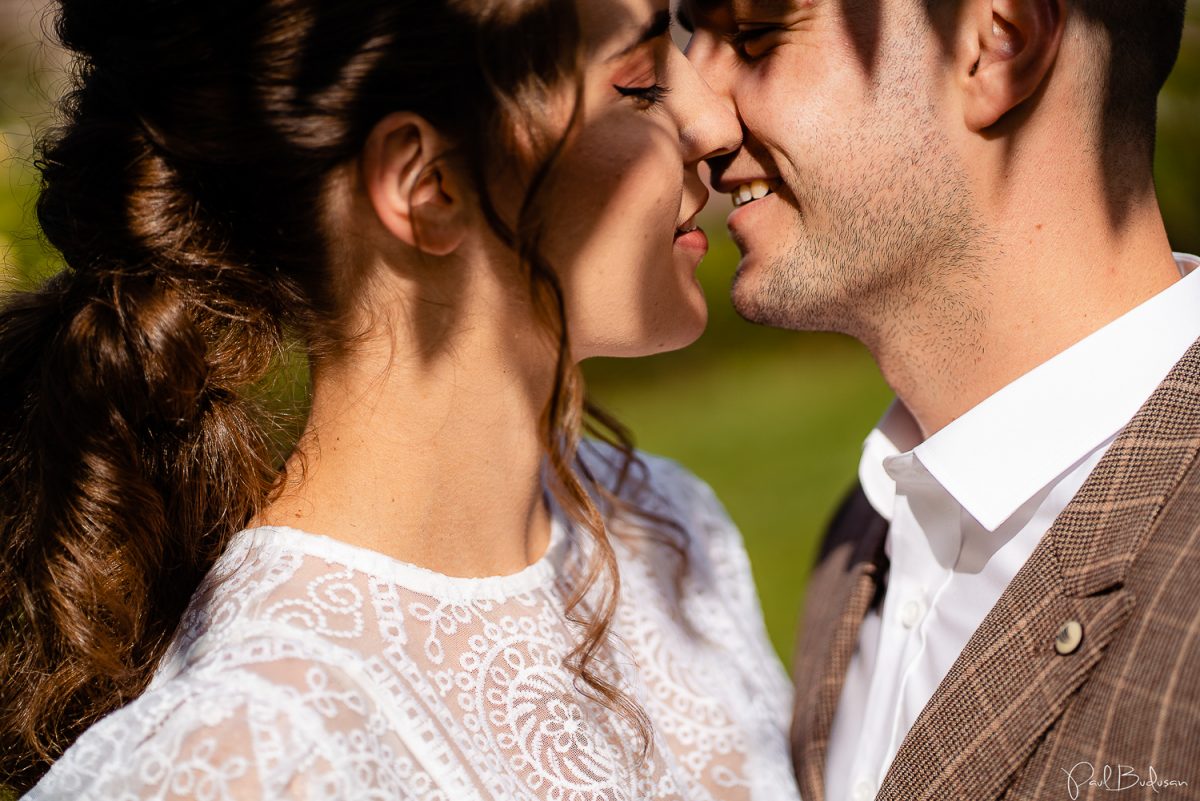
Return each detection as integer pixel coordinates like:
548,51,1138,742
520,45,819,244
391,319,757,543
877,338,1200,801
792,489,888,801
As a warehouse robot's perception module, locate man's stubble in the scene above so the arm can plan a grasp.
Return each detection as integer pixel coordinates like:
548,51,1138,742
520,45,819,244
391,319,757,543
731,98,993,390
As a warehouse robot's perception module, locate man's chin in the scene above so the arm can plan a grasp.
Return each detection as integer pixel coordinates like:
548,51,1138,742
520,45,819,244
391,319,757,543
729,266,784,327
730,258,847,334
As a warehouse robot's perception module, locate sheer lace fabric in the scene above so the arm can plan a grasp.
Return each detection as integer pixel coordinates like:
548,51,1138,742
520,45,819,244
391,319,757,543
27,451,801,801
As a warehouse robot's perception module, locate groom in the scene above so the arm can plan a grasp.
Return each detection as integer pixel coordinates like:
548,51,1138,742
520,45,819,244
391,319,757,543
683,0,1198,799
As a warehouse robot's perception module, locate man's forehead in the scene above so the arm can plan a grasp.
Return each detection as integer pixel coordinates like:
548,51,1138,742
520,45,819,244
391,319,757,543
685,0,811,21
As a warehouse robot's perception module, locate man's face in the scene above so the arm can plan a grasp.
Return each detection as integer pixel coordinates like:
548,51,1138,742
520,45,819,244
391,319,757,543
683,0,984,337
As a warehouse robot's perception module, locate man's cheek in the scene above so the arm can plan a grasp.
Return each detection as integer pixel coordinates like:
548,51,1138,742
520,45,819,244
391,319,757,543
753,67,813,119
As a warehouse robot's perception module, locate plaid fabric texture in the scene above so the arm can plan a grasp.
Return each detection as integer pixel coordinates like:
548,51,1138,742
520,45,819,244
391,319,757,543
792,339,1200,801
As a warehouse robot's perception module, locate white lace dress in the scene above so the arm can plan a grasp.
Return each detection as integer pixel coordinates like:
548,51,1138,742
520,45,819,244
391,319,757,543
26,449,802,801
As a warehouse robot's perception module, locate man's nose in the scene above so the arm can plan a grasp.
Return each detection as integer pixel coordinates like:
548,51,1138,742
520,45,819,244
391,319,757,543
685,31,737,108
682,33,742,170
686,94,741,166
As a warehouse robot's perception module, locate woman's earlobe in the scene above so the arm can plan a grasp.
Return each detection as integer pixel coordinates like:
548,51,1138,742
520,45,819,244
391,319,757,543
406,165,467,256
361,112,467,257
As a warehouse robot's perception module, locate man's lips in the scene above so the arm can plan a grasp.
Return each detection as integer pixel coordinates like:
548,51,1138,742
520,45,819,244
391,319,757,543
725,184,785,247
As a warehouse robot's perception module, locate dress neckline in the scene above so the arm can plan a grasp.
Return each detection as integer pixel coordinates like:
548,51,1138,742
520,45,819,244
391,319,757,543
226,510,571,603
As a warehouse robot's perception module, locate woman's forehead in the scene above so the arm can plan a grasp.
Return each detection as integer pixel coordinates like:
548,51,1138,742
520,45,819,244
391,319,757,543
577,0,670,58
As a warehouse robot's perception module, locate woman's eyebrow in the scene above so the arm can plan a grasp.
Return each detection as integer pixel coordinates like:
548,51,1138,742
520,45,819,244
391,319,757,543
607,10,672,61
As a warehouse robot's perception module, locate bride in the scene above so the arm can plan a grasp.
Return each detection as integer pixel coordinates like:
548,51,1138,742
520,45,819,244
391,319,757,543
0,0,801,798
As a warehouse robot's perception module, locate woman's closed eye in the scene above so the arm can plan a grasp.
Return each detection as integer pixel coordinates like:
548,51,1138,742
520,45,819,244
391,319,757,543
613,81,672,110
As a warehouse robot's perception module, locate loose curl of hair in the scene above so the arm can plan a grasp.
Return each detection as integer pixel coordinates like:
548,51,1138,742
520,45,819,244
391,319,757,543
0,0,685,790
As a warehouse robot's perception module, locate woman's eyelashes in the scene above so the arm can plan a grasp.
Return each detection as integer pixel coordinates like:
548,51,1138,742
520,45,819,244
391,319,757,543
613,81,671,110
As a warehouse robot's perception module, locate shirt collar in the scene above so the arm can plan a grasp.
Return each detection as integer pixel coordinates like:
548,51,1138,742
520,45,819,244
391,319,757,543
860,252,1200,531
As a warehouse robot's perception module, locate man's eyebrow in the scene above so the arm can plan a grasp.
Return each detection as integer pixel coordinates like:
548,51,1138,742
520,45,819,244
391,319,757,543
748,0,811,17
678,0,803,31
607,9,672,60
677,0,723,32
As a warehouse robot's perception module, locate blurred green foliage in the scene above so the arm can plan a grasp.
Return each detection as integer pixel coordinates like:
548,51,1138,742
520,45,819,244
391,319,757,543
1,5,63,291
1158,11,1200,255
0,4,1198,681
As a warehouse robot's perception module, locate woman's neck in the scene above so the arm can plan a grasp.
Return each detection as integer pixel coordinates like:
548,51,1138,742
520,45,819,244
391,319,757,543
256,303,559,578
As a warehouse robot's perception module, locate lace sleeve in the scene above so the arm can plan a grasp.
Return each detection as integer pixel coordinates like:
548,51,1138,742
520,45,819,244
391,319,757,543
636,456,758,603
28,649,432,801
641,453,791,680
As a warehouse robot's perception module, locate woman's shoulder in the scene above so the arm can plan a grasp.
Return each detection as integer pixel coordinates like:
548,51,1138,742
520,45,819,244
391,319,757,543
578,442,793,716
27,640,429,800
579,440,722,512
152,529,367,679
578,439,739,551
576,440,766,613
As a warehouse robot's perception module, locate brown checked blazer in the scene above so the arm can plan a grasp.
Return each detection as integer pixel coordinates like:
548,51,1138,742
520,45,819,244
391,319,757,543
791,339,1200,801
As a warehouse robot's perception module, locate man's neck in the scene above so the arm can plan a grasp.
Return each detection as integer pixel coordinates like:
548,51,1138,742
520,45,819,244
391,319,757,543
870,193,1181,438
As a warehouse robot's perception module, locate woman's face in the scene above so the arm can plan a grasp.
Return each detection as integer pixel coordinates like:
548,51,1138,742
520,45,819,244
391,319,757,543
540,0,740,361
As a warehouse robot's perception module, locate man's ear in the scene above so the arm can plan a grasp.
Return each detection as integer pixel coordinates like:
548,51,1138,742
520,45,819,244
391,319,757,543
960,0,1065,131
360,112,466,256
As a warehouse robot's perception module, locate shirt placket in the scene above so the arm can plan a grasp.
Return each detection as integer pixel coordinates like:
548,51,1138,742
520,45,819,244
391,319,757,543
847,455,962,799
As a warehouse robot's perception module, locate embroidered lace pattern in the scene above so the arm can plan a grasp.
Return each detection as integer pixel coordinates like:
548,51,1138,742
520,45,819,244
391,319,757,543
26,449,801,801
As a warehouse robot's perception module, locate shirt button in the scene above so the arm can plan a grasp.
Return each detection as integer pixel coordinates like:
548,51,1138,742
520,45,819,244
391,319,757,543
899,596,927,629
851,777,876,801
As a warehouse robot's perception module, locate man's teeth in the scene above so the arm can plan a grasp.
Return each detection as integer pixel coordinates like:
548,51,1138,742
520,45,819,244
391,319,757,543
732,179,773,207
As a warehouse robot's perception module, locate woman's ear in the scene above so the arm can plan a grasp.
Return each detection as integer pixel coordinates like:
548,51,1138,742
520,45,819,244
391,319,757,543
960,0,1065,131
360,112,467,256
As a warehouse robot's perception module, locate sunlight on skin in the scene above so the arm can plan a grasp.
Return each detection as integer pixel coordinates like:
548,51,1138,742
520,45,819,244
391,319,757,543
683,0,1181,436
254,0,739,579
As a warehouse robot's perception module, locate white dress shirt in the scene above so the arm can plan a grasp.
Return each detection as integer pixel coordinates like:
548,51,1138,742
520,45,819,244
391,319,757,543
824,253,1200,801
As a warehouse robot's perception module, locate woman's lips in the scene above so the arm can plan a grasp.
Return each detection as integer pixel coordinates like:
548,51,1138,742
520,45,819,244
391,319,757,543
673,226,709,255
